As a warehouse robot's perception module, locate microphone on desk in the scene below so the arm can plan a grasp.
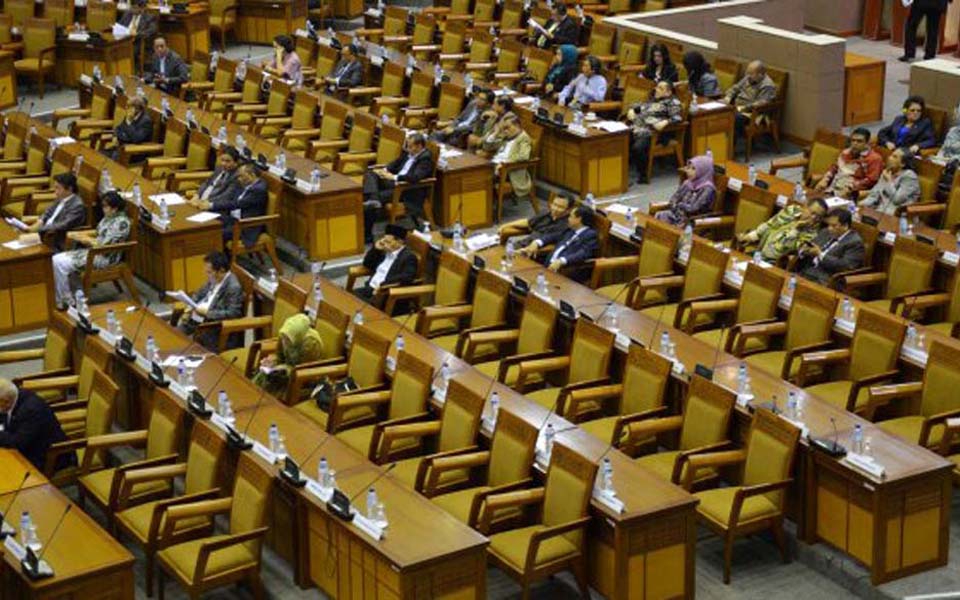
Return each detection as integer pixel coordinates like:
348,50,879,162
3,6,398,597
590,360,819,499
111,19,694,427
0,472,30,540
583,276,641,324
693,322,729,382
810,416,847,458
21,504,71,581
116,301,151,361
227,389,269,451
149,338,194,388
328,462,397,522
280,432,336,488
646,298,671,350
188,356,239,419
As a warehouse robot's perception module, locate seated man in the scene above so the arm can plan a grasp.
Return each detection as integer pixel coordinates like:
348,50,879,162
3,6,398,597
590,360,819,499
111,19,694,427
52,191,131,308
191,162,268,247
736,197,827,263
520,204,599,275
354,224,419,304
362,132,434,238
857,148,920,216
722,60,777,141
22,173,87,251
795,208,865,288
813,128,883,199
499,192,572,247
470,96,513,157
0,378,75,472
431,88,495,147
490,114,533,202
118,0,158,69
176,251,245,351
112,96,153,160
325,43,364,90
144,37,189,94
189,146,241,205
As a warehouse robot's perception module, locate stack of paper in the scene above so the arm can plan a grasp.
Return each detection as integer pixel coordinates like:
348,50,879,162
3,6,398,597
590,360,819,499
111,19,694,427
186,211,221,223
592,121,629,133
465,232,499,252
149,193,187,206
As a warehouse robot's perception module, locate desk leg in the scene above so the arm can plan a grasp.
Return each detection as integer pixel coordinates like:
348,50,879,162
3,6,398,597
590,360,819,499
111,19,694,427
437,165,493,228
539,131,628,196
134,225,222,294
0,254,54,336
282,189,363,260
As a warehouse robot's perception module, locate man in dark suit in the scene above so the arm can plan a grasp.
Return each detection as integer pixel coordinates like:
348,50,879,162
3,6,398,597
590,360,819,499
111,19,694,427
796,208,865,288
326,43,364,90
534,3,580,48
112,96,154,160
901,0,951,61
144,37,190,94
24,173,87,251
119,0,158,69
354,224,419,305
175,251,246,350
363,132,434,238
191,146,242,208
0,379,75,472
192,161,266,247
522,205,599,277
430,88,495,147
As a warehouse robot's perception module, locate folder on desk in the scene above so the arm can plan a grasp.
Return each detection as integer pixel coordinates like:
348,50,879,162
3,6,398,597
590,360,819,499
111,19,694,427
165,290,198,310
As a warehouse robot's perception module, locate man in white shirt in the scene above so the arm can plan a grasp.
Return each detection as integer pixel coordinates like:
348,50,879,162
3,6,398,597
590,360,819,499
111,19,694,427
23,172,87,250
520,205,599,280
354,224,419,307
176,251,246,350
363,133,435,239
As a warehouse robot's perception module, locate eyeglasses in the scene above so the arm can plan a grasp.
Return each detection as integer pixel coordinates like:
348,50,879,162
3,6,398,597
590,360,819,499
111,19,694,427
906,108,923,113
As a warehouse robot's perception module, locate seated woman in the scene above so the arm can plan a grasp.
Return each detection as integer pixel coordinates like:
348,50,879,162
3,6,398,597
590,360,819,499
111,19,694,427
627,80,683,184
557,56,607,111
263,34,302,84
253,313,324,395
542,44,579,100
877,95,936,154
654,154,716,227
858,148,920,215
642,43,679,84
683,51,721,98
51,191,131,308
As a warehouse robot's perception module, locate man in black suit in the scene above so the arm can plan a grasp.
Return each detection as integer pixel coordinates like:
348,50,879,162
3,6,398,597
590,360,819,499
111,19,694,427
175,251,246,350
901,0,951,61
119,0,158,69
521,205,599,278
363,132,434,238
326,43,364,90
796,208,865,288
144,37,190,94
193,162,268,248
534,3,580,48
23,173,87,251
354,224,419,305
0,379,75,472
191,146,242,208
112,96,153,160
430,88,495,147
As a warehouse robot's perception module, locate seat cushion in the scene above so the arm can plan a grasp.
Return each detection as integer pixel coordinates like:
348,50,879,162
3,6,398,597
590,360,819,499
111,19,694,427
392,456,469,490
337,424,375,456
579,416,619,445
293,399,330,429
745,350,789,379
116,500,211,544
15,58,55,73
877,415,943,448
219,347,249,371
696,486,779,527
526,388,560,412
80,467,171,508
489,524,578,571
696,328,766,355
431,486,490,523
157,535,256,583
805,380,867,412
635,450,716,485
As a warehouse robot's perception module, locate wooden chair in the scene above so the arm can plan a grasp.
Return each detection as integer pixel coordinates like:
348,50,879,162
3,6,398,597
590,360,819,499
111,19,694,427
229,77,294,132
734,280,839,380
368,61,409,121
645,103,688,182
518,46,555,95
356,6,411,48
866,339,960,449
114,426,225,597
495,122,543,222
209,0,239,50
743,67,788,160
372,378,486,490
154,454,270,600
264,90,320,152
790,219,878,290
218,66,266,125
228,175,282,273
303,100,350,165
199,59,243,115
713,58,742,94
768,128,849,185
423,408,537,530
587,22,618,63
69,208,141,305
379,249,472,325
842,235,939,314
612,31,647,80
797,307,906,413
50,82,114,138
904,169,960,231
461,30,497,79
85,0,117,32
590,218,679,305
691,181,775,244
394,71,437,130
684,409,801,583
409,13,439,61
177,51,213,102
15,325,110,410
895,270,960,339
417,269,512,356
470,294,559,386
635,239,729,329
140,117,192,180
158,129,215,192
496,0,528,37
479,443,597,600
216,277,307,368
5,0,36,29
490,39,526,86
0,145,72,219
13,18,57,98
402,81,464,131
0,311,73,380
42,0,74,29
0,135,51,216
344,226,429,295
385,141,439,225
625,374,736,486
336,351,434,459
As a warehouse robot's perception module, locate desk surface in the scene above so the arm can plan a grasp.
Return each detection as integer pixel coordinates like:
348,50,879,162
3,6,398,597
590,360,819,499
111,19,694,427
0,221,52,264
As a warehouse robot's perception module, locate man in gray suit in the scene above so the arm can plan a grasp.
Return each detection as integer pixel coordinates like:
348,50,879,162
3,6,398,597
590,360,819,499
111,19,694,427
25,173,87,250
796,208,865,288
325,44,364,90
176,251,246,351
191,147,242,207
430,88,495,147
144,37,190,94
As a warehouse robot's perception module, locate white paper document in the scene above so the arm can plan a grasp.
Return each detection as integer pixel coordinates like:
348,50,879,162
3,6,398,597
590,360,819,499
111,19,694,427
149,193,186,206
165,289,198,310
592,121,629,133
186,211,221,223
4,217,28,230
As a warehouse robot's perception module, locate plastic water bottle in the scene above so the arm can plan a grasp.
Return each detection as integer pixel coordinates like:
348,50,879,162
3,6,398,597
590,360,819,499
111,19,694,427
842,297,855,322
159,197,169,220
543,423,555,456
136,85,146,98
313,281,323,306
73,155,83,174
366,488,379,519
584,193,595,209
217,390,228,414
794,182,805,203
504,239,515,268
210,50,219,70
488,391,500,425
92,65,102,82
785,275,797,299
177,358,187,386
753,250,763,264
99,169,113,194
236,58,247,80
186,366,196,389
353,310,364,326
114,74,124,90
235,134,246,151
906,323,918,347
395,333,405,355
20,512,30,546
161,97,170,115
310,168,321,190
318,457,331,487
276,152,287,170
852,424,864,454
464,73,473,94
438,361,450,392
601,457,613,492
681,223,693,255
422,221,431,234
955,231,960,253
106,309,117,334
218,125,228,143
747,163,757,185
433,63,442,80
268,268,278,284
275,436,288,459
74,290,88,314
145,335,157,362
737,362,748,393
689,94,699,113
660,331,670,354
453,229,464,252
625,206,635,226
786,390,798,419
268,423,281,453
133,182,142,206
899,214,909,236
531,95,541,111
536,272,548,295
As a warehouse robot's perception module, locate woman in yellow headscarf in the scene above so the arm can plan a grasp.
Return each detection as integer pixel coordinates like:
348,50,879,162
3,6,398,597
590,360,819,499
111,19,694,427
253,313,324,394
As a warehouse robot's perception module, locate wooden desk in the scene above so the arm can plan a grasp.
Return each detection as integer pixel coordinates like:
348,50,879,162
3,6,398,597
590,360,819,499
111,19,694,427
73,301,490,599
844,53,885,126
237,0,307,45
146,4,209,60
0,453,135,600
55,35,134,88
687,102,736,164
435,148,494,229
0,221,54,336
0,449,48,491
0,52,17,110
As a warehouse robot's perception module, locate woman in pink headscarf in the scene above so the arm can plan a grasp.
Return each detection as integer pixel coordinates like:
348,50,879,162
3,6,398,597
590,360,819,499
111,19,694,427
654,155,716,227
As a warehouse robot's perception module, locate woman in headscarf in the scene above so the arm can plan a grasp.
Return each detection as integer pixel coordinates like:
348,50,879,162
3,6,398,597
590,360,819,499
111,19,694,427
543,44,579,99
654,155,717,227
253,313,324,394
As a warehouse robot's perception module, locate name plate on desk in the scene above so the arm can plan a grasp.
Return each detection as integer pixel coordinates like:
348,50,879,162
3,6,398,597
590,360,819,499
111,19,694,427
371,55,384,67
67,32,90,41
168,380,189,400
834,318,855,335
353,513,385,541
531,291,556,307
779,415,809,438
252,441,278,464
736,393,754,407
4,536,26,561
776,194,788,207
118,1,130,9
843,453,885,479
882,232,897,244
256,278,278,297
210,412,234,432
728,178,743,191
159,5,171,12
99,329,118,347
610,223,633,240
942,251,959,266
614,332,631,352
306,479,333,502
592,487,625,513
567,124,588,136
901,344,929,365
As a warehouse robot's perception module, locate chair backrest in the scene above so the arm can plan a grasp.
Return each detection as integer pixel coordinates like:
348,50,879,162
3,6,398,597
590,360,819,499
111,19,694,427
486,409,538,487
272,279,308,333
383,6,408,37
228,454,273,552
146,391,183,460
24,134,50,174
212,58,237,93
588,23,616,56
620,345,671,416
884,236,938,300
314,301,349,360
680,240,728,301
188,51,211,84
942,171,960,232
617,31,646,67
86,0,117,32
319,100,349,141
185,129,212,171
375,122,406,166
926,105,950,142
408,71,434,109
441,21,467,55
433,250,472,307
2,115,28,160
516,293,559,355
379,61,406,100
436,379,485,452
945,271,960,325
766,67,788,104
90,84,115,120
735,264,784,325
183,423,225,495
265,78,292,116
84,367,119,439
500,0,525,29
712,58,741,93
76,336,112,399
850,220,878,268
387,352,434,420
240,68,264,104
23,19,56,60
915,159,944,204
525,47,554,84
638,219,680,278
497,39,524,73
474,0,496,22
291,91,319,130
316,45,340,80
43,0,74,29
160,117,188,159
77,159,102,208
733,183,777,237
848,308,906,382
211,0,239,26
42,313,75,372
678,375,735,450
347,326,391,388
6,0,35,28
920,341,960,419
437,83,465,123
468,270,511,329
541,443,597,548
783,281,838,352
468,31,495,64
806,128,847,180
567,319,615,385
347,111,377,153
741,409,800,509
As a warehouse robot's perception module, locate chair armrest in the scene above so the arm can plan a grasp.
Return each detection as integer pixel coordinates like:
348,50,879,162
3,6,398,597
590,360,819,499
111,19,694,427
327,389,392,433
116,463,187,509
796,348,850,387
217,315,273,336
863,381,924,420
416,304,472,336
682,298,739,333
841,271,887,292
633,274,685,307
624,415,684,449
768,155,807,175
588,255,639,288
194,527,269,576
525,516,592,570
376,420,442,462
43,439,87,477
564,384,623,423
280,128,323,140
584,100,622,114
611,407,671,449
848,369,901,413
461,328,520,363
903,202,946,218
478,487,545,534
19,375,81,394
420,449,491,497
466,478,534,528
728,479,792,525
672,441,735,486
728,320,787,356
141,489,221,541
160,498,234,542
0,348,45,364
516,356,571,390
